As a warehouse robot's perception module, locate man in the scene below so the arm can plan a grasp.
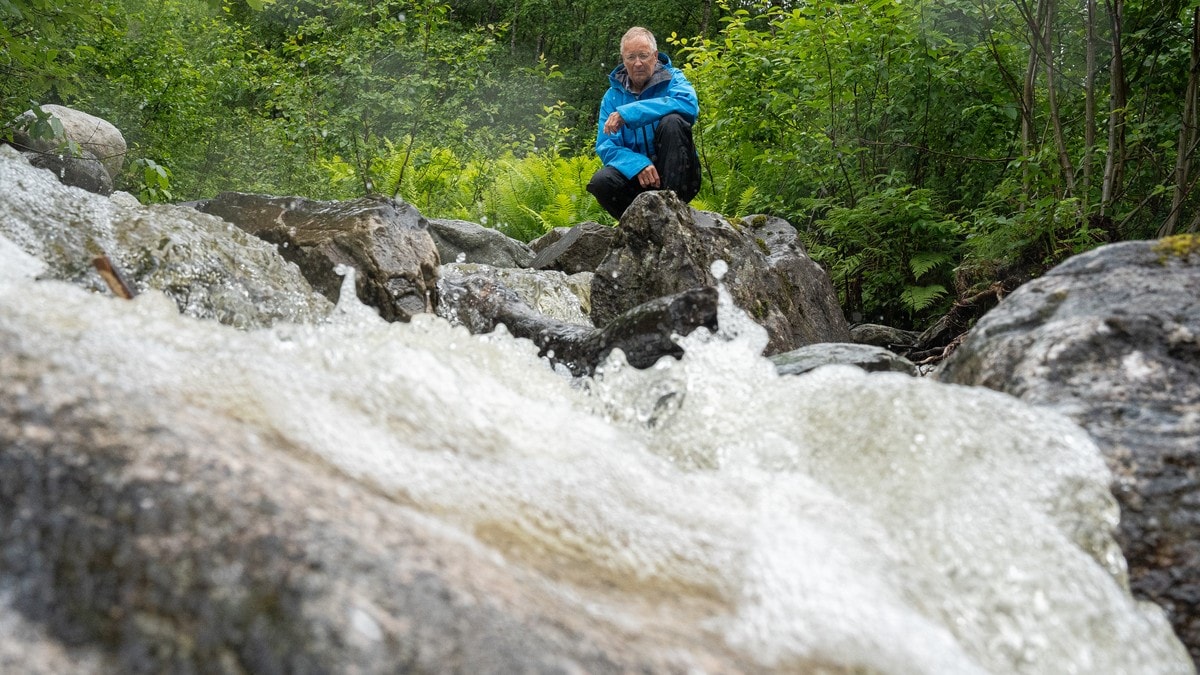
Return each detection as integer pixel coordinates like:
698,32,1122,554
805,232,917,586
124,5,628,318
587,26,701,221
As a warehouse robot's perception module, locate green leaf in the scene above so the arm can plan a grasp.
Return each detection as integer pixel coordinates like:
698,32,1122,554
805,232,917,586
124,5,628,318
909,251,951,280
900,284,948,313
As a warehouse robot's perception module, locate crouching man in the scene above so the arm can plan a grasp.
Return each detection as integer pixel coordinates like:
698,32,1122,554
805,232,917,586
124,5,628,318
587,26,702,221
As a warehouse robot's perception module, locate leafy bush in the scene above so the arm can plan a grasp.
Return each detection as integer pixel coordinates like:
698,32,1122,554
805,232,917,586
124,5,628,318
965,197,1103,272
129,157,174,203
807,186,961,328
484,152,609,241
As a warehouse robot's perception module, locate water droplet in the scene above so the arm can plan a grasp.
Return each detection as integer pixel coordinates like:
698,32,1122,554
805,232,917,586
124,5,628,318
710,259,728,280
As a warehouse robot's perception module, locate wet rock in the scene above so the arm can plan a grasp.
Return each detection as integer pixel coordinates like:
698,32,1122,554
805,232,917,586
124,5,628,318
850,323,922,351
0,147,331,328
7,104,127,190
936,238,1200,666
441,262,593,326
591,192,849,355
530,220,615,274
21,145,114,196
771,343,919,377
0,340,749,674
200,192,438,322
440,271,716,376
427,217,534,268
529,226,570,254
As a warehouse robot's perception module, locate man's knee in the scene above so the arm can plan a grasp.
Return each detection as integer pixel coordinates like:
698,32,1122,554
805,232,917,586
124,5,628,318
588,165,625,198
655,114,695,156
658,113,691,134
588,165,635,219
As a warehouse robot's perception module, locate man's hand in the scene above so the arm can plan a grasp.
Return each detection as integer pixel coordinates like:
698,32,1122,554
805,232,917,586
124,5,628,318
636,164,661,188
603,111,625,135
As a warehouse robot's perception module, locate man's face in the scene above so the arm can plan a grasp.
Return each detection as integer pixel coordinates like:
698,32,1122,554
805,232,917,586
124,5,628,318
622,36,656,91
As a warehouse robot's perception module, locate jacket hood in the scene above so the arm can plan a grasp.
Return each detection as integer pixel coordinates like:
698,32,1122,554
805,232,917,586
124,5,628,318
609,52,674,94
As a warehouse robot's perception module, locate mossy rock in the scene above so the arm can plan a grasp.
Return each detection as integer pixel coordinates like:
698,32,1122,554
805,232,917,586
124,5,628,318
1153,234,1200,263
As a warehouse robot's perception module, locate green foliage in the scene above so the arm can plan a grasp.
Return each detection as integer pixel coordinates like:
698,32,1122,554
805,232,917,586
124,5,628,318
484,152,608,241
335,138,607,242
900,284,948,314
130,157,174,203
0,1,114,120
376,139,487,218
966,188,1102,272
808,186,961,327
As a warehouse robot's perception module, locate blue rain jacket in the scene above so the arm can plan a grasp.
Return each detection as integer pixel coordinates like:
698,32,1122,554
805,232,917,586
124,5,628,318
595,53,699,180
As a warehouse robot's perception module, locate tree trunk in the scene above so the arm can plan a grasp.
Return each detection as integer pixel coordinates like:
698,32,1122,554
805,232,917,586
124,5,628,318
1021,25,1039,196
1015,0,1074,196
1083,0,1098,206
1101,0,1127,216
1039,0,1076,195
1161,7,1200,237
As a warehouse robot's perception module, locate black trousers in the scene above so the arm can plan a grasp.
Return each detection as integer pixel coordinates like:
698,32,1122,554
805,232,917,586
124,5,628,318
587,113,701,221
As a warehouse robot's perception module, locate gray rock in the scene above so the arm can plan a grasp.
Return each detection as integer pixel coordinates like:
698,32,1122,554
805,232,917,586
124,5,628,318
772,343,919,377
8,104,127,182
591,192,850,355
428,218,534,268
200,192,439,322
936,238,1200,666
530,220,615,274
0,147,332,328
850,323,921,350
22,145,114,196
441,262,593,326
0,342,749,673
529,226,570,254
440,271,717,376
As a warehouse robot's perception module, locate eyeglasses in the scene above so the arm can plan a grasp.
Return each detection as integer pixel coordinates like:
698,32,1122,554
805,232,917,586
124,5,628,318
622,52,655,64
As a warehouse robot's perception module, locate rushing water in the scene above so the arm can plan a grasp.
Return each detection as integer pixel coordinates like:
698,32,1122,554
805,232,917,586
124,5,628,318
0,147,1193,673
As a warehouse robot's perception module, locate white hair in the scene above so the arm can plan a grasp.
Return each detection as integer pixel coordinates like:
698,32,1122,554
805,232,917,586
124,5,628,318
620,26,657,55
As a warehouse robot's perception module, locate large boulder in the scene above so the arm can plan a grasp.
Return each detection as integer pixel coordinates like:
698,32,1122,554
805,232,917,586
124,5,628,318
0,147,331,328
7,104,127,194
936,237,1200,666
199,192,439,322
530,220,616,274
850,323,922,351
427,217,534,268
22,145,114,196
591,191,850,355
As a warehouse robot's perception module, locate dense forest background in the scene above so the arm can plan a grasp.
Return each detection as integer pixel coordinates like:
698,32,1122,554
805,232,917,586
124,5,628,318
3,0,1199,330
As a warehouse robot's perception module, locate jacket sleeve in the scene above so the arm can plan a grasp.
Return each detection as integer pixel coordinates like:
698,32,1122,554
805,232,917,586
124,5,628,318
615,68,698,130
594,89,654,180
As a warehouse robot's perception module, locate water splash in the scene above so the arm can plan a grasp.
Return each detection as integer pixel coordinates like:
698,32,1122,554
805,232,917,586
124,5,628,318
0,145,1192,672
0,146,332,328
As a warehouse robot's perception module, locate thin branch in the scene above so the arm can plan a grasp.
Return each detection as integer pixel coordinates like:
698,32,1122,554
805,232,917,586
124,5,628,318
854,138,1013,164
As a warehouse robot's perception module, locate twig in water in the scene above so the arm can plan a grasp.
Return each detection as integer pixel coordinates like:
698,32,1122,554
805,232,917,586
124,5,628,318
92,254,137,299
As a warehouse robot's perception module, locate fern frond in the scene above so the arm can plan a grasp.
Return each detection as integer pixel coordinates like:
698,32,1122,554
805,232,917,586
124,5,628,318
735,185,758,217
909,251,952,280
900,284,948,312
